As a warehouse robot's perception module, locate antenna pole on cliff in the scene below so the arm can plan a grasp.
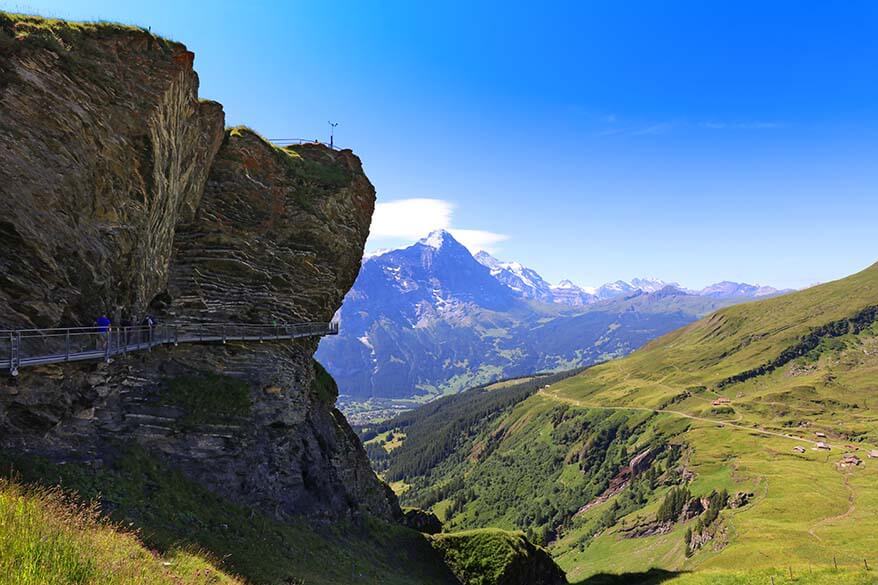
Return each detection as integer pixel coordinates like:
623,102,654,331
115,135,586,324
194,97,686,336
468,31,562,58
328,121,338,149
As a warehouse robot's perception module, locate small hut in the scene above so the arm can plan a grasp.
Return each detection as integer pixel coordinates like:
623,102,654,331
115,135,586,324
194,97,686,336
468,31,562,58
815,442,830,450
840,454,862,467
815,432,827,438
793,446,806,454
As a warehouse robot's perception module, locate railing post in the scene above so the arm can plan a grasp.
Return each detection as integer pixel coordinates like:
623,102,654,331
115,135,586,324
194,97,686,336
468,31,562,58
65,330,70,361
222,324,226,344
105,328,112,362
13,331,20,376
174,325,179,346
9,331,17,376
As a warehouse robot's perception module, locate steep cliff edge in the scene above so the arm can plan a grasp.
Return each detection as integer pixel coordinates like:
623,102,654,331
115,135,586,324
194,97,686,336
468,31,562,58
0,12,394,530
0,14,224,326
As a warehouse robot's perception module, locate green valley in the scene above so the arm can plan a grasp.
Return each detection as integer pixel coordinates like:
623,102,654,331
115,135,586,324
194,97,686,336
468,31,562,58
374,261,878,583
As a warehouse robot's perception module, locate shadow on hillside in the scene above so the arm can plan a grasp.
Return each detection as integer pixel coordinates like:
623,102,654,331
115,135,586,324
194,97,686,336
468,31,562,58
572,568,684,585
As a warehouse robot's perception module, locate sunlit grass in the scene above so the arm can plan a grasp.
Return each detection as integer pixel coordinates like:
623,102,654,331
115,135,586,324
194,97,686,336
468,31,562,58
0,478,242,585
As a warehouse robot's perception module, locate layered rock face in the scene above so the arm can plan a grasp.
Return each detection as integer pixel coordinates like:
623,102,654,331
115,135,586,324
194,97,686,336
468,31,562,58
167,128,374,324
0,15,394,523
0,15,224,327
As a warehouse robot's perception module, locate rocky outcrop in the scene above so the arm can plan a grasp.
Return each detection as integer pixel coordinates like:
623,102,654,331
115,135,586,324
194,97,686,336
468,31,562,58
167,127,373,324
0,15,394,524
430,529,567,585
0,14,224,327
403,507,443,534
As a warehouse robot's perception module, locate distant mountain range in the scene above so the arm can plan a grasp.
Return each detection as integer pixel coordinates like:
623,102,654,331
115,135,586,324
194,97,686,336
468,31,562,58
474,249,788,304
316,230,791,403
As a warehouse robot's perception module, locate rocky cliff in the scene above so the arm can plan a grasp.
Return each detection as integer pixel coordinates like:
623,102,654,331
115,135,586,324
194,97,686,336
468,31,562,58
0,13,396,525
0,14,224,326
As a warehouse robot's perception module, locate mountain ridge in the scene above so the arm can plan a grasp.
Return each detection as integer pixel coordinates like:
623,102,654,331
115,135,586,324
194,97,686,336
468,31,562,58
320,230,792,406
369,230,791,306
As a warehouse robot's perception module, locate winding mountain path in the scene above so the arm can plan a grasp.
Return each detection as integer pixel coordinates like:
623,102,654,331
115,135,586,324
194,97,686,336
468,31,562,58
807,471,856,542
538,388,827,447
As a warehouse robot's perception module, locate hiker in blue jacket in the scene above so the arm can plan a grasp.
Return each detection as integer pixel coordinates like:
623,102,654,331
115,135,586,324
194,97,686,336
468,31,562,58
96,314,111,348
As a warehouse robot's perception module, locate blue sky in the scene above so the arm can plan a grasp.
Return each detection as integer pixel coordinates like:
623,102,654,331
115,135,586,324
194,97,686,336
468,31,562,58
5,1,878,289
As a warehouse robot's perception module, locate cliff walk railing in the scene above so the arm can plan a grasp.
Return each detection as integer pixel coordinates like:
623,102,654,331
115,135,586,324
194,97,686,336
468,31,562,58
0,322,338,376
269,138,344,150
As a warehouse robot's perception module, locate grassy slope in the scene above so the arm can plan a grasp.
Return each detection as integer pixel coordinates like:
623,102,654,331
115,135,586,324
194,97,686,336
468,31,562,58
0,448,457,585
384,262,878,584
548,260,878,410
543,261,878,581
0,478,243,585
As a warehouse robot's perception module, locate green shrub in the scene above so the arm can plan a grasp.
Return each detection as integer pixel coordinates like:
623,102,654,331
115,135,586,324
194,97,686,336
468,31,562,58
311,360,339,404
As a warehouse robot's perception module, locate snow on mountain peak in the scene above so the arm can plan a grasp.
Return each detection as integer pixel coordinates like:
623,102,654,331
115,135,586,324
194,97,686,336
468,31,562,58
553,279,581,290
419,229,454,250
474,250,502,270
363,248,393,261
630,277,675,293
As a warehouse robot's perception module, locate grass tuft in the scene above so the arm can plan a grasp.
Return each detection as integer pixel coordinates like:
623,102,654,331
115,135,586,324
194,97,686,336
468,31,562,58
0,477,243,585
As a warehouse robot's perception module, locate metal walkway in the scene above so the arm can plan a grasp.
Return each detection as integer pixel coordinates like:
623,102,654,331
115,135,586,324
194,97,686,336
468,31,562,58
0,322,338,376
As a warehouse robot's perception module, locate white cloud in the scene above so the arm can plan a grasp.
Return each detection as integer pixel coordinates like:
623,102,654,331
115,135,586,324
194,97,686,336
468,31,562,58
370,198,453,239
367,198,508,253
448,229,509,253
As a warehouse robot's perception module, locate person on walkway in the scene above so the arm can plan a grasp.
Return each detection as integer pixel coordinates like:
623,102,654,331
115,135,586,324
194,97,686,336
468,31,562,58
96,314,111,349
142,314,156,343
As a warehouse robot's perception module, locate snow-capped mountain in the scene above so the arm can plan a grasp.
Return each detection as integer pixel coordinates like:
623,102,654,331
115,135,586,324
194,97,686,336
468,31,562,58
318,230,788,403
357,230,516,321
364,240,788,306
631,277,677,293
594,280,637,300
698,281,789,299
474,251,555,302
592,278,681,299
549,280,596,306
